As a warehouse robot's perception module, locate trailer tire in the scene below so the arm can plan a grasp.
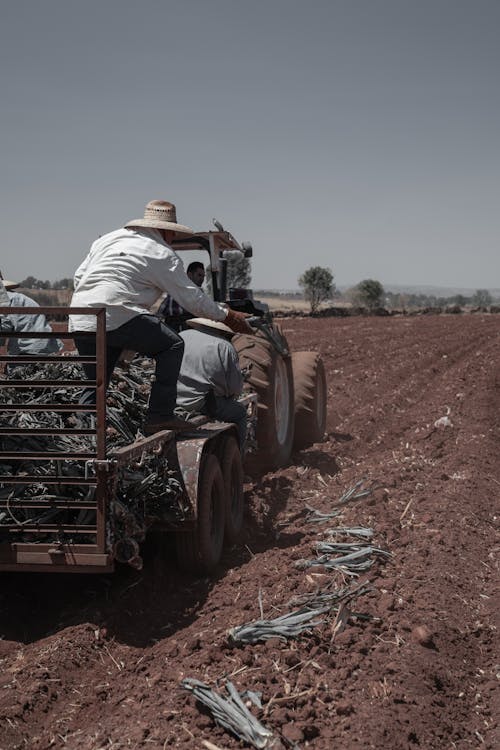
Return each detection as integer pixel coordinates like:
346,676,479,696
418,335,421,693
176,453,225,573
234,329,294,472
220,435,244,545
292,351,327,449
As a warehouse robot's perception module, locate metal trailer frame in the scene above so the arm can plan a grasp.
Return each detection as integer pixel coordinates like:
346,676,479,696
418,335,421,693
0,306,111,572
0,306,252,574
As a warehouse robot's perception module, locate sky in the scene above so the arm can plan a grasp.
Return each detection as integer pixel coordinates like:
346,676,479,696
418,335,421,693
1,0,499,291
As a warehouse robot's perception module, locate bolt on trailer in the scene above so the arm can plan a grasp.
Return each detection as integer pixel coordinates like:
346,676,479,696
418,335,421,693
0,305,254,574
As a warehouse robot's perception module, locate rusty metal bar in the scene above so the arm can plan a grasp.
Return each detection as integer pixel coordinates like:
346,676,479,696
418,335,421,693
0,500,96,509
0,306,113,572
110,430,175,464
0,428,95,435
1,306,104,316
7,526,96,534
0,404,96,412
9,542,101,553
94,308,107,555
95,308,107,461
0,547,113,572
0,452,97,460
1,331,94,339
4,380,96,388
1,476,97,485
0,355,95,363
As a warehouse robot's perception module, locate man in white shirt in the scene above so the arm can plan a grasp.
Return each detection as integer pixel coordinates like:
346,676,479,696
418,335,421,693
69,200,252,434
176,318,247,448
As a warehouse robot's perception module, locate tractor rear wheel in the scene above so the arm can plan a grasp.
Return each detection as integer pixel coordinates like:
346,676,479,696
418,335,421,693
175,452,225,573
292,351,327,449
220,435,244,545
234,330,294,472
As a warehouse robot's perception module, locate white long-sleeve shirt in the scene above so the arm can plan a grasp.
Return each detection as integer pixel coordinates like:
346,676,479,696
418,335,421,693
69,227,227,332
177,328,243,412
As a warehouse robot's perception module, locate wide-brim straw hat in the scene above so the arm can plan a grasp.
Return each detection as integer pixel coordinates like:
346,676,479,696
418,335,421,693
1,278,19,290
186,318,234,337
125,200,193,236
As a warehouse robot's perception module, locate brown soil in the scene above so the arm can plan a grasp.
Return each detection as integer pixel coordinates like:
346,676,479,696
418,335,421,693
1,315,499,749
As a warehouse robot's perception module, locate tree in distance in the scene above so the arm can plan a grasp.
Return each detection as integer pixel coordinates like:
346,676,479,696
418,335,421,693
225,251,252,290
206,251,251,296
298,266,335,313
472,289,492,306
354,279,385,309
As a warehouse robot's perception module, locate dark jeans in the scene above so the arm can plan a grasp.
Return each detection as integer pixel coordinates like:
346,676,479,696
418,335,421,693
74,314,184,418
202,395,247,449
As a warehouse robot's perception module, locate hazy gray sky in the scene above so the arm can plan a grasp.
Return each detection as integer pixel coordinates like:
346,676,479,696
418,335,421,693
1,0,499,290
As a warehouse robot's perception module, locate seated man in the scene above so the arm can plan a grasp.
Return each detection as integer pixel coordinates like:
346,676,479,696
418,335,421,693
158,261,205,332
0,274,62,358
176,317,247,449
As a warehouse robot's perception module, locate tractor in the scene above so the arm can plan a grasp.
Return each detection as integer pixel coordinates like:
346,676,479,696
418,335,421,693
0,223,326,575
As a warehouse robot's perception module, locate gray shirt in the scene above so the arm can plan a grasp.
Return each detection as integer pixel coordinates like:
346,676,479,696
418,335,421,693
177,328,243,412
0,291,62,355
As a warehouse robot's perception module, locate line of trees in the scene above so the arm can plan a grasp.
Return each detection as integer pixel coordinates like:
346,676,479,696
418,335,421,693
298,266,496,313
18,276,73,290
384,289,493,309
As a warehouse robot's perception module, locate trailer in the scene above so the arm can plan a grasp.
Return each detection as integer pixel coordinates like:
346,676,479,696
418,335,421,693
0,306,255,574
0,222,327,576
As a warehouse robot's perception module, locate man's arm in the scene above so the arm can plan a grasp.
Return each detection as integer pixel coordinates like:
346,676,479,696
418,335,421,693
220,345,244,398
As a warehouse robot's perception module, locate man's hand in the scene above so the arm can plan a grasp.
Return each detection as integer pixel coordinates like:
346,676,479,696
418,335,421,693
225,308,254,335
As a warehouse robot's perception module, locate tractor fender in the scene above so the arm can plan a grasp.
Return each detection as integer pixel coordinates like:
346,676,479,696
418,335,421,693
175,422,238,517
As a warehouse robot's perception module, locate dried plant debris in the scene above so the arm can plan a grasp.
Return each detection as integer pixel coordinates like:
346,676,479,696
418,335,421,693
306,479,379,523
0,358,184,548
295,545,390,577
229,582,371,646
181,678,277,749
305,479,380,523
228,607,328,646
324,526,374,539
288,582,372,611
315,541,390,557
305,505,342,523
336,479,380,506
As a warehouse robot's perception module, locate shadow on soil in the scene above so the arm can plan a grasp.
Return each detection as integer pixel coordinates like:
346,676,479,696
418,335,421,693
0,551,231,649
0,474,299,649
291,447,342,476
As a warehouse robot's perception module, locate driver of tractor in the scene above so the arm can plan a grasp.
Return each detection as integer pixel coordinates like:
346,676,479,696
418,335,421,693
158,261,205,332
175,317,247,449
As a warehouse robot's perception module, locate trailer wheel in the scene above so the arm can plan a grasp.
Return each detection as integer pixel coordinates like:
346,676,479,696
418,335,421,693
176,453,225,573
234,329,294,471
292,351,327,449
220,435,244,545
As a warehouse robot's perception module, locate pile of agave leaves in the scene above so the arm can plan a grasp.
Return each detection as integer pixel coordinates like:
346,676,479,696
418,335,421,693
0,358,185,554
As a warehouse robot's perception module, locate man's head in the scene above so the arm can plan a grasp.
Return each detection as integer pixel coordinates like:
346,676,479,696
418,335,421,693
187,262,205,288
186,317,234,340
124,200,194,239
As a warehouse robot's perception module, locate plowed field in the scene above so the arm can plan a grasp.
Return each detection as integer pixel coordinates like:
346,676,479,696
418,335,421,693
1,314,499,749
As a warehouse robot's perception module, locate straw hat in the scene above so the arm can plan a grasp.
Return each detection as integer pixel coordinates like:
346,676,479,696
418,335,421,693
0,274,19,289
124,200,193,236
186,318,234,337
